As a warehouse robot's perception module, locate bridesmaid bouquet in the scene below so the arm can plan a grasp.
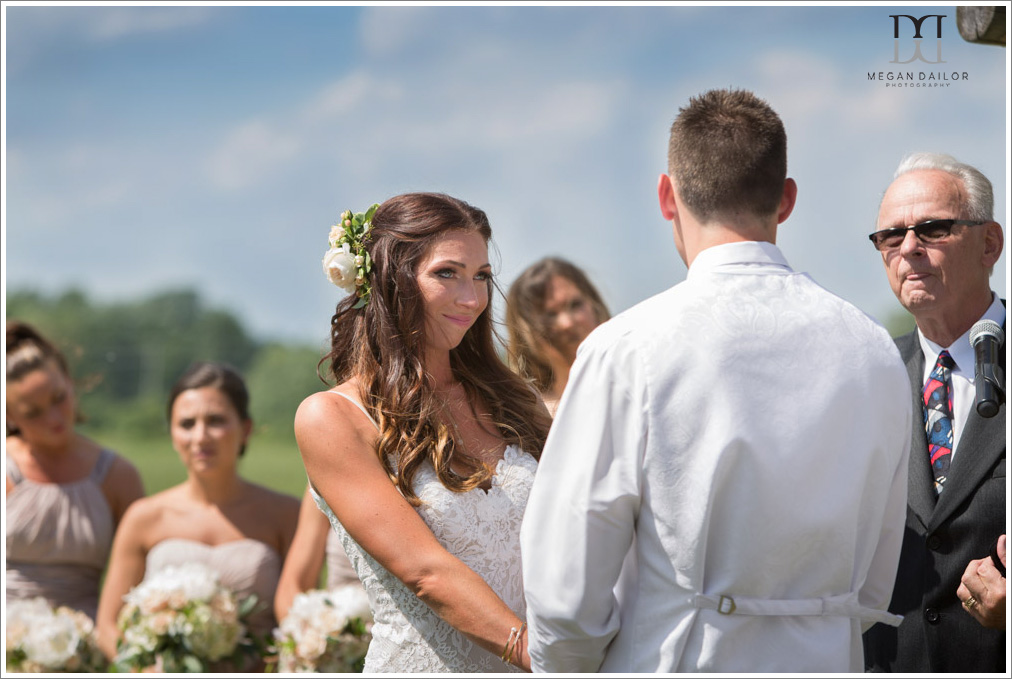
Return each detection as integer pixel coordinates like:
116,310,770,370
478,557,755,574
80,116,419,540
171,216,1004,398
273,585,373,672
4,597,106,672
113,563,259,672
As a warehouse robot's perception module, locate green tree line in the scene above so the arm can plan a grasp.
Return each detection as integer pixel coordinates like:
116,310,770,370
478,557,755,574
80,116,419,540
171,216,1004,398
6,286,918,443
6,288,327,442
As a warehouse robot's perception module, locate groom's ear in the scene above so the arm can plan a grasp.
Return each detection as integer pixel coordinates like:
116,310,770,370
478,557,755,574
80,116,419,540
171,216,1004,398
776,177,798,225
657,173,678,221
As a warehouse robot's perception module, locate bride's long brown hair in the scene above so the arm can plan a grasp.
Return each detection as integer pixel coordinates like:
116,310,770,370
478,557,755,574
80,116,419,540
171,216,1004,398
323,192,551,505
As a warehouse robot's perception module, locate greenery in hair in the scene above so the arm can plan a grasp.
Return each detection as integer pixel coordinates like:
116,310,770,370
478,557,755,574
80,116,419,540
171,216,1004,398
322,204,378,309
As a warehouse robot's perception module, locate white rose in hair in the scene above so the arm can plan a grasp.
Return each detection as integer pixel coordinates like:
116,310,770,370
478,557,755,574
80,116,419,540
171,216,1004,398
323,243,358,293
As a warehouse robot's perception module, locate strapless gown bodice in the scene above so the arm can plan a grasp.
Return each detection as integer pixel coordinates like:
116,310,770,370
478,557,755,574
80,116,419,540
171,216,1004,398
144,537,282,639
312,444,537,673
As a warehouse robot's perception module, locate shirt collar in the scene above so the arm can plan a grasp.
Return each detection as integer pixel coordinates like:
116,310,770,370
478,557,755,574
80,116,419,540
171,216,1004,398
687,241,792,279
918,292,1006,377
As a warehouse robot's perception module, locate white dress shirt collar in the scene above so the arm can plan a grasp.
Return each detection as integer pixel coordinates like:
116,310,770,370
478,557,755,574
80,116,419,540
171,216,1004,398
687,240,792,279
917,292,1006,381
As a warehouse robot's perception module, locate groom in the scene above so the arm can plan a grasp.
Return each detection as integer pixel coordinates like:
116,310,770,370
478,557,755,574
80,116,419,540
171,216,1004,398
520,88,913,672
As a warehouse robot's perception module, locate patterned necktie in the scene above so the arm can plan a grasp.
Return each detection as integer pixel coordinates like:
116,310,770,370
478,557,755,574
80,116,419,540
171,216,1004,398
923,350,955,493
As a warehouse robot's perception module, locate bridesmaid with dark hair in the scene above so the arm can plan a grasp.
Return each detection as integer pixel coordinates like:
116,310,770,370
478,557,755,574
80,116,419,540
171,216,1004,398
5,320,145,622
95,361,300,665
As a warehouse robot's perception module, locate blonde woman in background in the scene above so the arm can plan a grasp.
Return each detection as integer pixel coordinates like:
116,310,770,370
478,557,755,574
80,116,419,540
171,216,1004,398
505,257,610,416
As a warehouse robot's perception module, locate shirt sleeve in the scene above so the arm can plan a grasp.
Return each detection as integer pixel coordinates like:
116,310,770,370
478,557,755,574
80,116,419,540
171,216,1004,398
520,333,647,672
857,374,913,632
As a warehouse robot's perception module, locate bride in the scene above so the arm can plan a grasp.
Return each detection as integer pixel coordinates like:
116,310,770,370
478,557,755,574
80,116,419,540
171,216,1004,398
296,193,551,672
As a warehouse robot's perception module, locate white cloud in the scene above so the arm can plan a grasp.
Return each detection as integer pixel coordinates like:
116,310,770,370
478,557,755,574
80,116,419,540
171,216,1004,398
205,122,303,191
86,7,216,42
6,5,1005,342
202,71,393,191
755,49,906,130
7,148,24,176
300,72,403,124
482,80,624,144
358,6,433,58
3,6,218,74
203,64,625,193
6,143,133,229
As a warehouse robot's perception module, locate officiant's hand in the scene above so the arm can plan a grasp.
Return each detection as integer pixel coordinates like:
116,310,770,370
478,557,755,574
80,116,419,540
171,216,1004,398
957,534,1006,630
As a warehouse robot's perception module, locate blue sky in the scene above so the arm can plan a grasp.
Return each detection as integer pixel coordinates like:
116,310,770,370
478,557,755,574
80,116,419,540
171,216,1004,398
4,3,1008,346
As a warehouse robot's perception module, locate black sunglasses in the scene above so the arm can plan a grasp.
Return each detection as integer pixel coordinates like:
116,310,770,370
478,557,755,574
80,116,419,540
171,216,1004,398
868,219,986,251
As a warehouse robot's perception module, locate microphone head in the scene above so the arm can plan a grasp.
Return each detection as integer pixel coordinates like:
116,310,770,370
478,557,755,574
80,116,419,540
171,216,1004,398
970,319,1004,347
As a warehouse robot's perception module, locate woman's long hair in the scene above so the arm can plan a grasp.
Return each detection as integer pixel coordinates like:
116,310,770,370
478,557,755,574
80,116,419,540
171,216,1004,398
323,192,551,505
505,257,610,393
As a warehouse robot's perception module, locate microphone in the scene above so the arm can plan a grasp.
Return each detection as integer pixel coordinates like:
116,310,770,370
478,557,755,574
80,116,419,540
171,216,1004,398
969,319,1005,418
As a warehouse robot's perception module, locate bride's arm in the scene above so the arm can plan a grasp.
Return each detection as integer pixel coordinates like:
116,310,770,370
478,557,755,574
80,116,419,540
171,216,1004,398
294,391,530,671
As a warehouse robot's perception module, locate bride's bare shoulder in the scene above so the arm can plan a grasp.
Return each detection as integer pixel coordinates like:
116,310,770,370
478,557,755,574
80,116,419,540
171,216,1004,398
295,377,372,436
296,378,384,483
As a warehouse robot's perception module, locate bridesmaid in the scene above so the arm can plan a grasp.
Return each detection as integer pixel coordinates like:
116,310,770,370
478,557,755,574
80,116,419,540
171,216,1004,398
95,361,299,665
505,257,609,416
5,321,145,622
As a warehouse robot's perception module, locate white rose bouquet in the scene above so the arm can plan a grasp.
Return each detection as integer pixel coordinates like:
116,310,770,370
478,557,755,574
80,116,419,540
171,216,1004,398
4,597,106,672
273,585,373,673
112,563,260,672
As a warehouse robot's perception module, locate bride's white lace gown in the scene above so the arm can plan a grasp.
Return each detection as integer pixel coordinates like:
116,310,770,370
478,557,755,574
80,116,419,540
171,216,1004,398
312,444,537,672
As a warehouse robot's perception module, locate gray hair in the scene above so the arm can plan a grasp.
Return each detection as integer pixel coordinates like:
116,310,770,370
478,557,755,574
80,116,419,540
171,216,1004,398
894,152,994,222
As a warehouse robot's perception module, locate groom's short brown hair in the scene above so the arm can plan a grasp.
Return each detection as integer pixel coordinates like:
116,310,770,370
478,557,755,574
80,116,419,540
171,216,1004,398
667,88,787,222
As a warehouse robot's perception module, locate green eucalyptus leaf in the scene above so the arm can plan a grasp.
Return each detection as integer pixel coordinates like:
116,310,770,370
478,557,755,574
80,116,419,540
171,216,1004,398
239,594,259,618
182,654,204,673
347,616,367,636
109,660,130,673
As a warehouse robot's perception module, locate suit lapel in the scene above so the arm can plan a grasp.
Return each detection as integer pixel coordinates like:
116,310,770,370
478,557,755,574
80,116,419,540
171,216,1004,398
896,331,936,529
929,327,1006,530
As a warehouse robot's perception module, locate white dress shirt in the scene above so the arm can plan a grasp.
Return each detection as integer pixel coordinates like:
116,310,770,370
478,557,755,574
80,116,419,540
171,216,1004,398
917,293,1005,457
521,241,912,673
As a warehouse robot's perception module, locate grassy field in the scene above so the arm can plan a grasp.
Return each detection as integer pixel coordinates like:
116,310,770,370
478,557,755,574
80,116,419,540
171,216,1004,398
83,428,311,500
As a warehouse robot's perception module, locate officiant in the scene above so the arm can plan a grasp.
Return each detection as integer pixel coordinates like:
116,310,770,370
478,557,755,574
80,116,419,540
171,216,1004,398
862,153,1006,673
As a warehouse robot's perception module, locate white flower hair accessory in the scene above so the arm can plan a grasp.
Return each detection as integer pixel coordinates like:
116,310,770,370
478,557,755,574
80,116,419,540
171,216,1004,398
323,204,378,309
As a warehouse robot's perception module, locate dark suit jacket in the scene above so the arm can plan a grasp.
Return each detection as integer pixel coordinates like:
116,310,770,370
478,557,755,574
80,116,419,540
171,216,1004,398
863,315,1006,672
